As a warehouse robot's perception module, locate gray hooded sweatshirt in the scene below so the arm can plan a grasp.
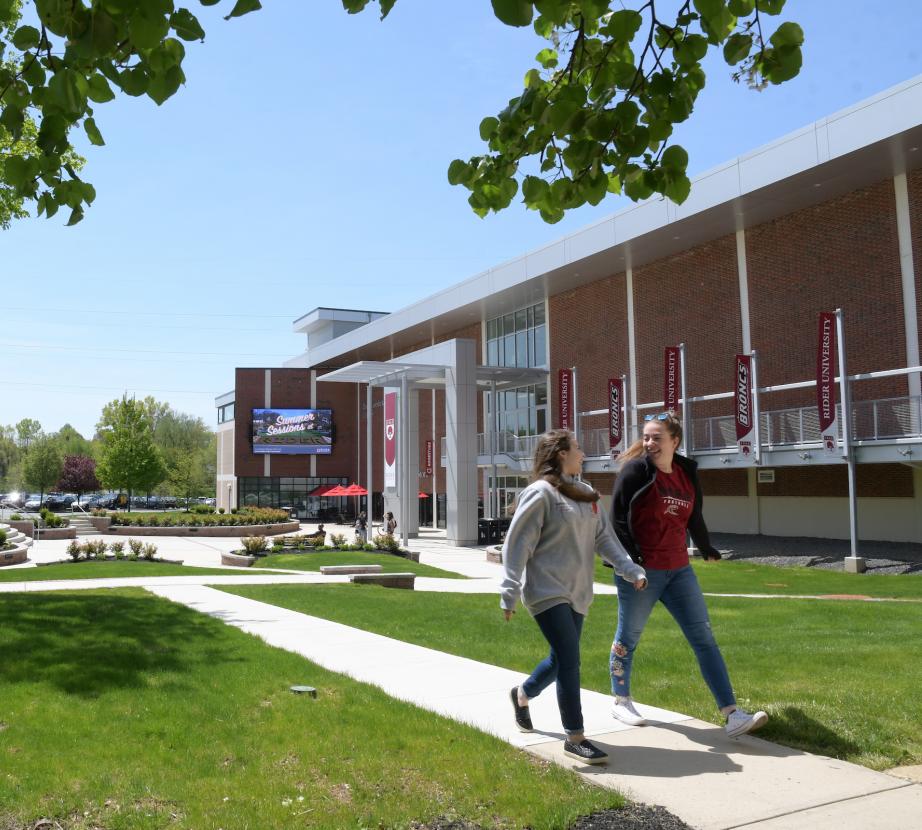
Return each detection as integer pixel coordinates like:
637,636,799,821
499,478,646,617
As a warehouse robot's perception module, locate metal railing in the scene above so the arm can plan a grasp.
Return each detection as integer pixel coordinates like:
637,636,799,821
449,394,922,462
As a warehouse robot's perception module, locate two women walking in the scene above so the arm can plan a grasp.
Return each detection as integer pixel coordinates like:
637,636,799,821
501,421,766,765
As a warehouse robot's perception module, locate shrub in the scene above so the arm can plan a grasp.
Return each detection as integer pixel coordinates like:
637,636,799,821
373,533,400,552
66,540,82,561
329,533,347,548
109,541,126,560
88,539,108,559
241,536,268,554
218,507,225,514
190,503,214,514
362,542,376,552
230,507,238,514
141,542,158,561
10,513,21,520
0,529,7,547
128,539,143,559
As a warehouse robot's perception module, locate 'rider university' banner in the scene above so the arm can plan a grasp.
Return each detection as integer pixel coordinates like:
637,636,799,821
735,355,755,459
608,378,624,455
558,369,573,430
664,346,680,411
384,388,397,488
816,312,838,453
424,439,433,476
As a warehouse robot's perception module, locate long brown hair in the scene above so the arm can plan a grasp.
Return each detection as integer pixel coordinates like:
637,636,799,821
620,412,683,463
530,429,599,503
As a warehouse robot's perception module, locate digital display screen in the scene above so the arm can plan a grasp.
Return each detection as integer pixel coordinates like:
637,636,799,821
251,408,333,455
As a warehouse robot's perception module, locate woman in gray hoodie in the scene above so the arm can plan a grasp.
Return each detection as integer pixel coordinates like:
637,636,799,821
500,429,647,764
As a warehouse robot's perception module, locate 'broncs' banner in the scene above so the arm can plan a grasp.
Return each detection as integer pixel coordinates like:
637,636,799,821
384,389,397,488
816,312,838,453
664,346,680,411
608,378,624,455
735,355,755,460
558,369,573,430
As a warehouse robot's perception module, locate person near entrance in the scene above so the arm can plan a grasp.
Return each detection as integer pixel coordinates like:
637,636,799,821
608,412,768,738
385,511,397,535
500,429,647,765
354,511,368,543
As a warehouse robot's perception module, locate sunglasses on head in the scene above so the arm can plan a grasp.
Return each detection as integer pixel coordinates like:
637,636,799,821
644,412,671,421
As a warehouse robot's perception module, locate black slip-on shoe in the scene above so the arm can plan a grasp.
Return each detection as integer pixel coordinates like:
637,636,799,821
563,739,608,765
509,687,533,732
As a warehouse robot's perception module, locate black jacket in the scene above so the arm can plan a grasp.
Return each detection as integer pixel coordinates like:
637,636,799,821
610,453,720,566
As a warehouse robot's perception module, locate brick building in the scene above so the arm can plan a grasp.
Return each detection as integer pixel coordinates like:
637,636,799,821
217,76,922,546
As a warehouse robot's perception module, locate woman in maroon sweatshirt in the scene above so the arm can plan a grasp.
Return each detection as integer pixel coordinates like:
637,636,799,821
608,412,768,739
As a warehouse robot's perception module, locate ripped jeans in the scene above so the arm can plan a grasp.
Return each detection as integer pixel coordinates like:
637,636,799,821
610,565,736,710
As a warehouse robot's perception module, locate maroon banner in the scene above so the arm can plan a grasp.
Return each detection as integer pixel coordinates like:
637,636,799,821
558,368,573,430
384,390,397,489
608,378,623,451
424,439,433,476
664,346,680,411
816,312,838,452
735,355,754,458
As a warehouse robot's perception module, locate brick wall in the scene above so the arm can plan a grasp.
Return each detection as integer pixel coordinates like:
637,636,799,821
549,271,631,425
756,463,913,498
747,178,905,410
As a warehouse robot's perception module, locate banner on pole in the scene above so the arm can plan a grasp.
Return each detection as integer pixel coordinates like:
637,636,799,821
384,388,397,488
735,355,755,460
816,312,838,453
424,439,433,476
558,368,573,430
608,378,624,455
664,346,680,411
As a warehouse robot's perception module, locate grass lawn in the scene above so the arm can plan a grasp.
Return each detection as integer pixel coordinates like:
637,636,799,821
0,589,621,830
221,583,922,771
0,562,238,582
593,557,922,599
255,550,464,578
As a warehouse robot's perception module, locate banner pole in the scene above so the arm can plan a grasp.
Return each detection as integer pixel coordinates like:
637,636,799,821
621,372,629,452
366,384,373,524
751,349,761,465
571,365,579,448
679,343,688,455
836,309,863,570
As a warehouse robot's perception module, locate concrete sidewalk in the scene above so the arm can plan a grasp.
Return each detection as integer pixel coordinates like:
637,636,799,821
5,526,921,828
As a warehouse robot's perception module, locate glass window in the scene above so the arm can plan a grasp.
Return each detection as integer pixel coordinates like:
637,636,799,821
536,384,547,406
487,318,498,340
537,408,547,433
487,340,498,366
534,303,546,325
503,314,514,335
534,325,546,367
527,306,534,328
515,309,527,331
503,334,515,366
515,331,527,367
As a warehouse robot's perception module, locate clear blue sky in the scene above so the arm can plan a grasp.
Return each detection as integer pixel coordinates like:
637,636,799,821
1,1,919,439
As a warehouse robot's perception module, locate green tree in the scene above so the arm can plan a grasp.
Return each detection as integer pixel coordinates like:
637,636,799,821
53,423,94,457
0,427,19,489
0,1,802,227
21,434,62,504
154,409,214,502
14,416,42,449
96,395,166,511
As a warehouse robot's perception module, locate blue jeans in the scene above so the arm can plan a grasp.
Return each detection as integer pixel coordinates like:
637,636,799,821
611,565,736,710
522,602,585,735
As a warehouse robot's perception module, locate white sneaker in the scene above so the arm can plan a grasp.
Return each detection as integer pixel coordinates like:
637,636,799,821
725,708,768,738
611,696,647,726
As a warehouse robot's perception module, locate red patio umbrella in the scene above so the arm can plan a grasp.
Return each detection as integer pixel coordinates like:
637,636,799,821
324,485,348,496
417,492,429,498
341,483,368,496
309,483,338,497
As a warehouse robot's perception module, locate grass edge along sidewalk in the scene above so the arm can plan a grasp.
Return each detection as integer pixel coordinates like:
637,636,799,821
219,582,922,772
0,588,624,830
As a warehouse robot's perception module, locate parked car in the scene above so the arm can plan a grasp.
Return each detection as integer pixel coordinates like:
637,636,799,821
1,491,25,508
23,495,43,511
43,493,73,512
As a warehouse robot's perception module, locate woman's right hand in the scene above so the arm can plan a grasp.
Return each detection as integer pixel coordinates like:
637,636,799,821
634,577,648,591
503,608,514,621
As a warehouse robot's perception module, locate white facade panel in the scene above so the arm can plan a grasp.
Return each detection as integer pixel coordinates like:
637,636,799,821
739,127,819,193
566,219,615,264
525,240,566,279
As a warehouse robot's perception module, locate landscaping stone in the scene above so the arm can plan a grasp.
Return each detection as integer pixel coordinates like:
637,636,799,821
320,565,383,575
221,551,257,567
485,545,502,564
108,520,300,537
349,572,416,589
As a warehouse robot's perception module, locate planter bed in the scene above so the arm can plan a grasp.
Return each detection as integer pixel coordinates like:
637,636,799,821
0,543,29,566
8,519,35,537
221,551,257,567
107,520,300,537
33,526,77,540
